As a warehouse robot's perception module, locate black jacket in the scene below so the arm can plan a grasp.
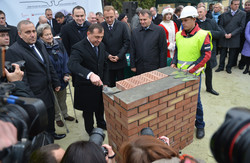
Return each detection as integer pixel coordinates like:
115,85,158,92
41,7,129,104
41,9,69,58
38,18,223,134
67,37,109,112
130,23,167,74
6,38,60,108
152,14,163,25
101,20,130,70
173,14,181,30
50,18,61,36
197,18,224,68
61,20,91,56
6,23,18,46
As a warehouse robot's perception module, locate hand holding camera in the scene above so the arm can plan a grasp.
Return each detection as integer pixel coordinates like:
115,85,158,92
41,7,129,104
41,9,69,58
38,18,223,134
4,64,24,82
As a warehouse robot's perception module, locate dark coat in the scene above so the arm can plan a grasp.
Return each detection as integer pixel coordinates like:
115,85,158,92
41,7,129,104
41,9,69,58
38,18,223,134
219,9,246,48
6,38,60,109
6,23,18,46
173,14,181,30
130,23,167,74
41,39,70,90
101,20,130,70
61,20,91,56
51,18,61,36
67,37,109,112
152,14,163,25
197,18,224,68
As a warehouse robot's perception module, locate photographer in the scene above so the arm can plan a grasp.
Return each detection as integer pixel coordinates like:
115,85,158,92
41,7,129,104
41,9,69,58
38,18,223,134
61,141,115,163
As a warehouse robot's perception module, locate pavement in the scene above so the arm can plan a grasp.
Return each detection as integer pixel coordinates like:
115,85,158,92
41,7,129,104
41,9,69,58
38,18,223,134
55,55,250,163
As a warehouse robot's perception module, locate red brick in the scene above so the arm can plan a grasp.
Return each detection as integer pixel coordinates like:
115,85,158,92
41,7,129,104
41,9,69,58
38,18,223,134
185,89,199,99
109,102,120,116
183,111,196,121
151,124,158,131
158,114,167,123
149,102,167,114
159,105,175,116
181,131,194,141
185,78,199,87
128,121,138,130
174,130,188,140
165,126,175,136
168,128,181,138
159,116,175,128
181,122,195,131
167,118,182,129
128,111,148,123
115,114,128,126
120,97,148,110
103,93,114,106
192,83,199,90
191,94,198,102
103,99,109,108
114,95,120,104
158,125,167,134
128,127,138,136
159,93,176,104
176,109,190,120
168,95,184,106
139,100,159,112
167,107,183,118
176,98,191,108
177,86,192,97
175,119,189,130
149,118,158,127
127,108,138,117
139,113,157,125
169,83,186,94
149,89,169,101
183,101,197,110
190,106,197,113
138,122,149,131
114,102,127,116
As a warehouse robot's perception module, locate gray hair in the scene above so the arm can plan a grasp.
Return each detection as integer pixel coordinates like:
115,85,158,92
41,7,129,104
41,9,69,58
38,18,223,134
139,9,152,18
37,23,51,37
17,20,34,33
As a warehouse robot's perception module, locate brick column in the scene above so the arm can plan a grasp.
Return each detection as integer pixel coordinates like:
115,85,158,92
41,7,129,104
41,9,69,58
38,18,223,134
103,67,199,162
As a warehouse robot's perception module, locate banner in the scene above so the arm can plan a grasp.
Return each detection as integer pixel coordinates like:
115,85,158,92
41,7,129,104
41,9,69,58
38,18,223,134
0,0,103,26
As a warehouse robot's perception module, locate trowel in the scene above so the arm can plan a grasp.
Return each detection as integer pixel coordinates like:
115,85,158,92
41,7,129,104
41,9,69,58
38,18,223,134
169,62,187,76
182,67,205,81
174,65,195,79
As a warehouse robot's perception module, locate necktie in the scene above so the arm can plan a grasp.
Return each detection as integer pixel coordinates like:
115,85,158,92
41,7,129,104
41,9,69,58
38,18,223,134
232,11,236,16
93,46,98,57
50,20,53,28
31,45,44,62
109,25,112,30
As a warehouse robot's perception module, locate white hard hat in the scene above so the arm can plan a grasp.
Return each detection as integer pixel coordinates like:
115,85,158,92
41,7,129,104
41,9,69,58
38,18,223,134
162,8,174,16
179,6,198,19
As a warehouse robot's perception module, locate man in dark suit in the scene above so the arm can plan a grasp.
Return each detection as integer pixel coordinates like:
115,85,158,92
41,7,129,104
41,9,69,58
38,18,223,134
197,6,223,96
61,6,91,56
6,20,66,140
150,7,163,25
216,0,246,74
45,8,61,36
67,24,109,135
0,10,18,46
101,6,130,87
130,9,167,75
173,6,183,30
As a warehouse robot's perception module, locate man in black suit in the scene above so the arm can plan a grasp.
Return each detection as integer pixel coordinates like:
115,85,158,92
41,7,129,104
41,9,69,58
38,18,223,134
130,9,167,75
150,7,163,25
0,10,18,46
173,6,183,30
61,6,91,56
45,8,60,36
68,23,109,135
6,20,66,140
101,6,130,87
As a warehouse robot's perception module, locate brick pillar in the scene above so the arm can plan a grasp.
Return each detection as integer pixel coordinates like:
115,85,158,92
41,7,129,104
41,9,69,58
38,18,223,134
103,67,200,162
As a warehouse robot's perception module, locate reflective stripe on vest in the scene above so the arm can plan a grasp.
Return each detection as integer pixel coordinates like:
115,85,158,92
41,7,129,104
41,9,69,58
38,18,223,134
176,29,212,75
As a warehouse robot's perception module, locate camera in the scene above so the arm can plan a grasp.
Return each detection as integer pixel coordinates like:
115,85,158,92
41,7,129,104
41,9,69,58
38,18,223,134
5,60,25,73
0,83,48,163
210,107,250,163
89,128,108,156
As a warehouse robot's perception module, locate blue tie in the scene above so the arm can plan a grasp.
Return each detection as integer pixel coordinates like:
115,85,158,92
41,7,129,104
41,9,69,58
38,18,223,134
93,46,98,57
31,45,44,62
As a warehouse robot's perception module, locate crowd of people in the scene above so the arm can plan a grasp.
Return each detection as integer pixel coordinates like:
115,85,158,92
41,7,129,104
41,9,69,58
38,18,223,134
0,0,250,162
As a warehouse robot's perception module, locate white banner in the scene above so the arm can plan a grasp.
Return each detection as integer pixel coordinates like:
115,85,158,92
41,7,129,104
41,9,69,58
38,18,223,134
0,0,103,26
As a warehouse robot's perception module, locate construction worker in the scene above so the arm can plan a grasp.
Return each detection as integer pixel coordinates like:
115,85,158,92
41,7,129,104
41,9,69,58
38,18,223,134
171,6,212,139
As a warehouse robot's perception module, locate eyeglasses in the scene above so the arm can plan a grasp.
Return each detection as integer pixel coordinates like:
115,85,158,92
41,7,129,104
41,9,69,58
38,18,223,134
0,33,9,37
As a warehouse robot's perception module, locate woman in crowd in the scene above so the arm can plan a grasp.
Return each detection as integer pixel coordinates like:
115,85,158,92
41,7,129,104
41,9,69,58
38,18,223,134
37,24,74,127
159,8,178,59
61,141,116,163
241,21,250,74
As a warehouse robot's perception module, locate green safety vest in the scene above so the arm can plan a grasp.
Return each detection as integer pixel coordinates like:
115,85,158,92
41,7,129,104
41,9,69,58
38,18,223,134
176,29,212,75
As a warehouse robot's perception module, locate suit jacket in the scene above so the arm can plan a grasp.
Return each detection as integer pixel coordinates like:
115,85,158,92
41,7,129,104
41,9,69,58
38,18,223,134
6,23,18,46
50,18,61,36
61,20,91,56
130,23,167,74
219,9,246,48
173,14,182,30
67,37,109,112
6,38,60,108
197,18,224,68
152,14,163,25
101,20,130,70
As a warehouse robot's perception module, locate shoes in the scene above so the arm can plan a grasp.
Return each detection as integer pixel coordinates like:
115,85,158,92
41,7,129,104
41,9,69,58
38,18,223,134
215,68,223,72
239,66,244,70
56,120,64,127
243,69,248,74
52,133,66,140
64,116,75,121
206,89,219,96
226,69,232,74
196,128,205,139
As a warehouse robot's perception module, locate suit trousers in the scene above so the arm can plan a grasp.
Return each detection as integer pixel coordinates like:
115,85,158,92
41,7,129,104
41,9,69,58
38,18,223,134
47,106,55,134
54,89,69,121
219,48,238,70
108,68,125,87
82,104,106,134
205,61,213,91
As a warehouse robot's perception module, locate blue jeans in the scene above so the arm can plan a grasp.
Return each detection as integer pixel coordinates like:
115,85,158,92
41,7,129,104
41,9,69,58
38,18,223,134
195,77,205,129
